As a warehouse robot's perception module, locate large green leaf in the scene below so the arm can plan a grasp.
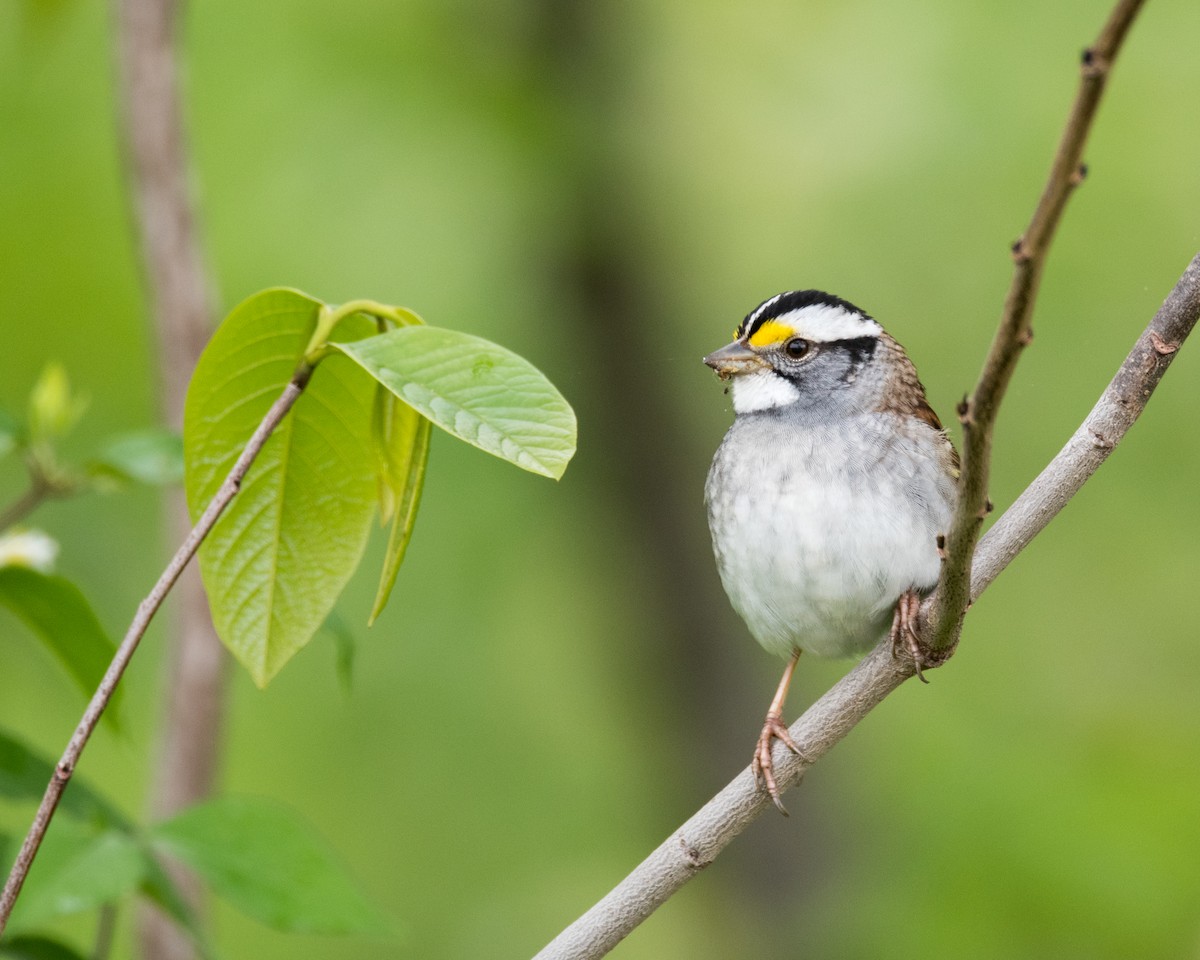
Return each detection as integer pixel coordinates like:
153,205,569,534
150,797,387,936
332,326,576,480
0,569,120,728
183,289,378,687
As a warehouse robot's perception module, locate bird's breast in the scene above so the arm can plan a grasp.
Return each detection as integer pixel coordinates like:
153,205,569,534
705,414,953,659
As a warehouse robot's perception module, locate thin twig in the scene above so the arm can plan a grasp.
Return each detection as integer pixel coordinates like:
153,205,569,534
927,0,1146,653
0,365,314,935
533,250,1200,960
0,481,51,533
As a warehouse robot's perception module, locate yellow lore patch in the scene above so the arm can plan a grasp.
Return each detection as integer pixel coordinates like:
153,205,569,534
747,319,795,347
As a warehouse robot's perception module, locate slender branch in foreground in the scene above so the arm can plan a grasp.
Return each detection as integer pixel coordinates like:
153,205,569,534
533,251,1200,960
0,365,314,935
927,0,1146,652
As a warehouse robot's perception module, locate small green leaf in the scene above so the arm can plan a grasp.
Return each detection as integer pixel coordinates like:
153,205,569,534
0,569,121,729
27,364,86,445
0,729,129,829
332,326,576,479
89,429,184,488
151,797,387,936
7,829,145,931
370,408,430,624
183,289,379,687
0,936,90,960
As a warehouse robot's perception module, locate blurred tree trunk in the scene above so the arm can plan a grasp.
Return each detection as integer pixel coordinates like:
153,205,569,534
113,0,223,957
527,1,812,921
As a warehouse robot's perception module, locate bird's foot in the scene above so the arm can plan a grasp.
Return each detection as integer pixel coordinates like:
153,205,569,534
751,713,804,816
888,589,952,682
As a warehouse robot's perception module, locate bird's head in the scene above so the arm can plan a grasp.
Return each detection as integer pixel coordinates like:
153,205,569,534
704,290,885,415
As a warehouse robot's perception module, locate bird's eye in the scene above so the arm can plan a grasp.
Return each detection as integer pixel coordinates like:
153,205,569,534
784,338,809,359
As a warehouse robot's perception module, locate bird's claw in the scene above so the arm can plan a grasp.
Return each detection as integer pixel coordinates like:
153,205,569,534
889,589,952,681
751,714,802,815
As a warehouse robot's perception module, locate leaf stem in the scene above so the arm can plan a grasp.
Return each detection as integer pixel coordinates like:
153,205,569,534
303,300,424,363
0,362,315,936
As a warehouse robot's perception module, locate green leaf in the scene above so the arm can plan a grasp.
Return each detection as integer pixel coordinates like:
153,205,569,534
89,429,184,488
369,394,431,624
0,936,89,960
331,326,576,480
0,730,129,829
151,797,387,936
183,289,379,687
0,568,121,729
6,829,145,931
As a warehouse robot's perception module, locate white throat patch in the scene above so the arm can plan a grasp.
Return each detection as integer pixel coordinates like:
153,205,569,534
731,369,801,413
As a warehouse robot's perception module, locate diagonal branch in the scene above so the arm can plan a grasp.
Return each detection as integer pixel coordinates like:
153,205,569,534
927,0,1146,653
533,250,1200,960
0,364,315,936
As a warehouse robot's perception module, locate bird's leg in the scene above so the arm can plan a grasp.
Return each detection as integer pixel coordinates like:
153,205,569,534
889,589,928,682
752,649,804,816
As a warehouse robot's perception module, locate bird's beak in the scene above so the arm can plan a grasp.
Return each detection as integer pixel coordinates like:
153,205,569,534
704,340,766,380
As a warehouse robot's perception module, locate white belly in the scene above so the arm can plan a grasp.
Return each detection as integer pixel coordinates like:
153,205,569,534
706,416,953,659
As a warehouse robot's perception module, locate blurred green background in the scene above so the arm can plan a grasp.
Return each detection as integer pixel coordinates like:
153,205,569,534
3,0,1199,956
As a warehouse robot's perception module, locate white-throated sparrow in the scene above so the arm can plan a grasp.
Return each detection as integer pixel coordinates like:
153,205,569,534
704,290,958,813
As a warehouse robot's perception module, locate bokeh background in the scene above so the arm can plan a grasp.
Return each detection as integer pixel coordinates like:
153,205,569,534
2,0,1199,957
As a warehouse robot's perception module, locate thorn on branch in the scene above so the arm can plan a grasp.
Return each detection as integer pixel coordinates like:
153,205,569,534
956,395,973,426
1070,162,1089,186
1018,326,1035,346
1149,331,1179,355
1011,238,1032,263
976,498,994,520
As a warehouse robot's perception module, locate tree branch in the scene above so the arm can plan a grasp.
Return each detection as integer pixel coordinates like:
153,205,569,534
0,365,313,936
927,0,1146,653
533,251,1200,959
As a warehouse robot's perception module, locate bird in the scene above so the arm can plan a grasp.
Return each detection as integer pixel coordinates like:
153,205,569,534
703,290,958,814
